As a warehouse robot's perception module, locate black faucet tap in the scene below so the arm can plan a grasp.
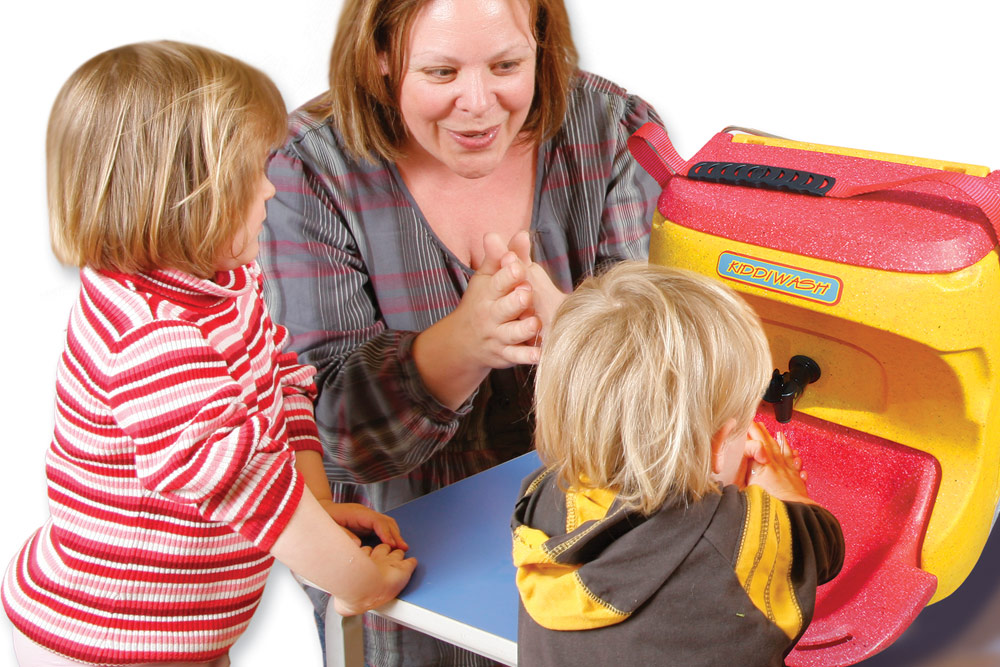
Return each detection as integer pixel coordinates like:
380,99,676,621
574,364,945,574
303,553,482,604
763,355,821,423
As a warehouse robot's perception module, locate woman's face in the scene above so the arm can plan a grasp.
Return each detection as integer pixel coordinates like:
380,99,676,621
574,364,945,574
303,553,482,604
398,0,537,179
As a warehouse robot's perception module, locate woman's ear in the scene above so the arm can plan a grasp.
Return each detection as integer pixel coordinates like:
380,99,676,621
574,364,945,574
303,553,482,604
378,53,389,76
710,418,738,474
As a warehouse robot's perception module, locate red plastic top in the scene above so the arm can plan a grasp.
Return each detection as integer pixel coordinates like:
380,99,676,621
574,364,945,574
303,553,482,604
660,134,998,273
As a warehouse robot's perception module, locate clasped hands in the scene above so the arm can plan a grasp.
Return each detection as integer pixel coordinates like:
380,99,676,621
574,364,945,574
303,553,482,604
740,422,814,505
457,230,567,369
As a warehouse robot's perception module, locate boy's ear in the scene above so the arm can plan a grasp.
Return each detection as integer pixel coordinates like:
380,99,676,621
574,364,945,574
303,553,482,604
710,418,738,474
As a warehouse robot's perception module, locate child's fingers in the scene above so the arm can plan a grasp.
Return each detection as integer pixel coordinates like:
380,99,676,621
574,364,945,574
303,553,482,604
743,425,769,463
370,544,412,566
747,422,768,442
340,524,362,546
373,516,408,551
384,548,406,561
746,439,770,466
744,423,773,465
397,556,418,574
367,542,393,560
478,232,509,275
776,431,788,457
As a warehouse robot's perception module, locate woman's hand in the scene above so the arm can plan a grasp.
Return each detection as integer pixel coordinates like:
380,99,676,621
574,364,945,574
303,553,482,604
506,230,567,341
412,232,543,409
523,263,566,339
461,231,544,367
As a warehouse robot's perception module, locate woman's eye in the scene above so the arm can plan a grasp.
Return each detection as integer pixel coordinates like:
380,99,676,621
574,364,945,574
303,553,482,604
493,60,520,74
425,68,456,80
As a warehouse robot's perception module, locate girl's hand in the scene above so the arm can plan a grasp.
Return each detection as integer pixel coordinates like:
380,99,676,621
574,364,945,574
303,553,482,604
332,543,418,616
320,501,408,551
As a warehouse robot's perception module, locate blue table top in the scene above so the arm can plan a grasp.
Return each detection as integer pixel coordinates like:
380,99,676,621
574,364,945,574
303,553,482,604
385,451,542,643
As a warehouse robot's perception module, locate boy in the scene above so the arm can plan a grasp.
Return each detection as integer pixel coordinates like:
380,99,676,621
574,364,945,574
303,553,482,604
512,262,843,666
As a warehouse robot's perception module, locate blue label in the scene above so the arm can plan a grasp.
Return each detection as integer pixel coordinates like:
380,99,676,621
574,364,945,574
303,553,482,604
717,252,842,305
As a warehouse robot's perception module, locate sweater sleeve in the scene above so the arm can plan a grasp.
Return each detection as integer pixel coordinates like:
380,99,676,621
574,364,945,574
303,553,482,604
788,501,846,587
260,142,473,484
734,485,845,643
108,319,303,550
270,318,322,455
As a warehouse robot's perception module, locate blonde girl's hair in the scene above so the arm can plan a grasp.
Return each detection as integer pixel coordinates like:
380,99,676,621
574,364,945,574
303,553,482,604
534,262,772,515
312,0,578,162
47,40,287,278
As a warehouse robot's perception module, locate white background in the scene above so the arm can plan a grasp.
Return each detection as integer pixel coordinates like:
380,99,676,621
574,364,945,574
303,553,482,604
2,1,999,666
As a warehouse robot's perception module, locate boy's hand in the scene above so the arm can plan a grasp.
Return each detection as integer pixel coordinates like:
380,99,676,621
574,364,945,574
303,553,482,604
332,543,418,616
744,422,815,505
319,501,409,551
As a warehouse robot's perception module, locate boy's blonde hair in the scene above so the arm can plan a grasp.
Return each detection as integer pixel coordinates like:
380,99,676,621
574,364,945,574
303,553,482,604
534,262,772,515
47,41,287,278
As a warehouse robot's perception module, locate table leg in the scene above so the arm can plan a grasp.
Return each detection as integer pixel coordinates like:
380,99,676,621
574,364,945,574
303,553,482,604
324,602,364,667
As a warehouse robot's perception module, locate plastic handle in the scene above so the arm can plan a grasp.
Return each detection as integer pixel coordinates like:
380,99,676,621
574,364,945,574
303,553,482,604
628,123,1000,242
687,161,836,197
627,122,687,187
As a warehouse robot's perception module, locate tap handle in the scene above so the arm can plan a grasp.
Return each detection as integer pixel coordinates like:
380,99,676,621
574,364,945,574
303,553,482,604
762,356,822,424
764,369,785,403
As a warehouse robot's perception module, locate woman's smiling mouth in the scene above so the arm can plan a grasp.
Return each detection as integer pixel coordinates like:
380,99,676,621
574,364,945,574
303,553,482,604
446,125,500,150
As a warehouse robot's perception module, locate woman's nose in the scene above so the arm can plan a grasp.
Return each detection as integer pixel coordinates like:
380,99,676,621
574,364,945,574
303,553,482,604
455,70,494,115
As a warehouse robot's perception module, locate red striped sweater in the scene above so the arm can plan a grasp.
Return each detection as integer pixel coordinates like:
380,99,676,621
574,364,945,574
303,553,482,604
2,262,322,664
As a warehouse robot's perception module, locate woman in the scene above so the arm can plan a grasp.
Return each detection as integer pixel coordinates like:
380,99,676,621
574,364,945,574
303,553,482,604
260,0,663,663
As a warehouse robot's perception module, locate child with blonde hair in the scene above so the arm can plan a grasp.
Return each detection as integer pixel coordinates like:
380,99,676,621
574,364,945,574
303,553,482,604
512,262,844,666
2,41,415,666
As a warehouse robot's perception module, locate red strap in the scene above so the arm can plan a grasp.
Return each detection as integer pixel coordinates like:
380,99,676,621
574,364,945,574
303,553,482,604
827,170,1000,242
627,122,687,187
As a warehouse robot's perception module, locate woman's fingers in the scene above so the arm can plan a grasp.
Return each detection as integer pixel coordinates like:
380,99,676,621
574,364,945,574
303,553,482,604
497,315,540,345
492,285,533,324
499,342,542,366
478,232,509,275
490,257,527,295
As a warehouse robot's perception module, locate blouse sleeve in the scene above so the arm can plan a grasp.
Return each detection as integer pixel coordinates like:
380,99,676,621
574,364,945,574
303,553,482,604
597,92,665,267
108,319,302,551
260,145,473,484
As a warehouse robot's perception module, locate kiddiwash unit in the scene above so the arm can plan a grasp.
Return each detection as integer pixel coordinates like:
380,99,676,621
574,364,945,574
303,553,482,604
629,124,1000,666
